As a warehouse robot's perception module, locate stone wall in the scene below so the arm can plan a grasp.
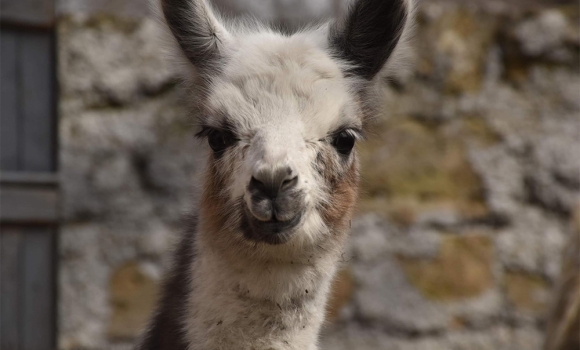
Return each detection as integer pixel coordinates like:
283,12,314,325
57,1,580,349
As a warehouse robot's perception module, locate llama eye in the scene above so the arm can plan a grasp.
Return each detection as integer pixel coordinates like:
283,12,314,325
332,131,356,156
207,129,236,153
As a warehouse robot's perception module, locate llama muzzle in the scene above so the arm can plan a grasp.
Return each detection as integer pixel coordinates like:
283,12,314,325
242,165,306,245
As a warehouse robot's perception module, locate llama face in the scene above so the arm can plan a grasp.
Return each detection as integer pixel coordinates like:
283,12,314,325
162,0,411,248
198,33,362,245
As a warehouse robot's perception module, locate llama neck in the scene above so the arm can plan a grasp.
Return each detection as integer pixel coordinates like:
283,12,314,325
185,222,341,350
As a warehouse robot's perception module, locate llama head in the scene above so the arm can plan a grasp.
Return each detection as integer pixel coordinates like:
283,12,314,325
161,0,413,252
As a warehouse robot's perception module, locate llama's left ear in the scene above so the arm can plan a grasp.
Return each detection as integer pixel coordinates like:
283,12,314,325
329,0,412,80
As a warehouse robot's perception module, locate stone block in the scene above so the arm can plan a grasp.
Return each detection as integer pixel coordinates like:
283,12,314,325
358,117,488,226
396,235,494,301
416,6,499,93
504,272,551,314
108,261,160,340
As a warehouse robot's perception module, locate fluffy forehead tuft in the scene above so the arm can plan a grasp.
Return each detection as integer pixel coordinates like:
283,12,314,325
202,30,361,140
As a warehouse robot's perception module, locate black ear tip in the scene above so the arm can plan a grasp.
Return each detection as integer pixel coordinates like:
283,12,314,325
330,0,409,80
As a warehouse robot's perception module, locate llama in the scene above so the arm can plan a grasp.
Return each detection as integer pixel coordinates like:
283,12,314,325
138,0,413,349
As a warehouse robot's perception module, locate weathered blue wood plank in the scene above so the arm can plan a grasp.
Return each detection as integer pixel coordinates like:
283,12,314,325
19,31,54,172
0,30,19,171
0,186,59,223
0,0,55,28
0,227,23,349
21,228,55,350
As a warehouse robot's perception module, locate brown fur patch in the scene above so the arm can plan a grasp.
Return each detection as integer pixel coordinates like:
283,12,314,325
316,148,360,233
200,140,359,265
199,155,240,246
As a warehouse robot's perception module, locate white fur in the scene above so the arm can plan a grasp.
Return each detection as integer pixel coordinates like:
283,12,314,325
145,1,414,349
187,34,357,348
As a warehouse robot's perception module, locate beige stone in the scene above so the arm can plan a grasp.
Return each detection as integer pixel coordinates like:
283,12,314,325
417,8,498,93
504,272,551,313
108,261,159,340
359,117,489,226
397,235,494,301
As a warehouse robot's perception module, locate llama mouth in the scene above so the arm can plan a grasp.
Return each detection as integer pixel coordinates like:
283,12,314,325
240,207,303,245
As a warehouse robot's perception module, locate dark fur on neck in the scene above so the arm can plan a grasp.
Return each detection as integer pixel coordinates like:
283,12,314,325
136,216,197,350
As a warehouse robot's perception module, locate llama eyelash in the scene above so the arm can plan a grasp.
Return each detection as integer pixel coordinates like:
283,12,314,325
195,122,240,140
319,127,364,143
334,127,364,139
195,126,215,139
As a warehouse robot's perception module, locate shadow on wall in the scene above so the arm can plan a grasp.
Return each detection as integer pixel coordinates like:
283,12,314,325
56,0,579,349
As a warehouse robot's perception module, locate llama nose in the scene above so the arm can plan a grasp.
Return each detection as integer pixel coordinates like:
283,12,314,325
249,167,298,199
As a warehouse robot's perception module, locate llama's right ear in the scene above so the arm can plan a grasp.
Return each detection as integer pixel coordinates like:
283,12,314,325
161,0,231,75
328,0,411,81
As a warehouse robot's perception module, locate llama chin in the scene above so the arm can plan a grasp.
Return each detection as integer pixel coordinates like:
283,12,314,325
137,0,414,349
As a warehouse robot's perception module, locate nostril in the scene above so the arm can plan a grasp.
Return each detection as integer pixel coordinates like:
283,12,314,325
250,176,266,192
250,176,262,186
250,168,297,199
281,176,298,191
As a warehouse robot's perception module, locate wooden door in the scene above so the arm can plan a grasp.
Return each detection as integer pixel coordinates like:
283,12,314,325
0,1,58,349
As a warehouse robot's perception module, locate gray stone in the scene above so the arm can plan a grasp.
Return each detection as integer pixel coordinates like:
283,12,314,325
470,146,526,217
137,221,173,258
525,120,580,215
59,16,177,112
350,214,441,262
57,0,343,25
349,215,392,263
514,10,569,58
320,325,532,350
353,258,450,333
415,207,462,227
58,0,153,18
59,225,111,350
496,207,566,279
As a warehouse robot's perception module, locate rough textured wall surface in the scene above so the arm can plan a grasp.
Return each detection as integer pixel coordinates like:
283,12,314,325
57,1,579,349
